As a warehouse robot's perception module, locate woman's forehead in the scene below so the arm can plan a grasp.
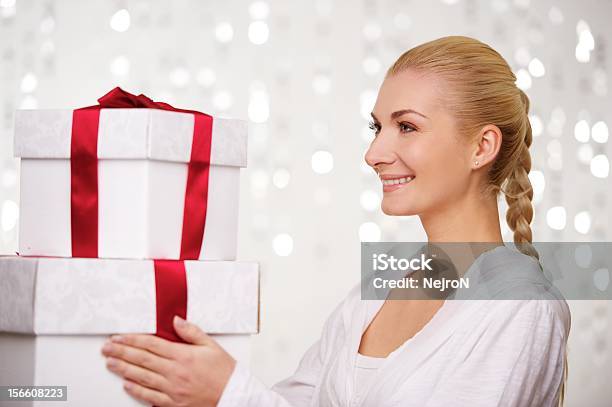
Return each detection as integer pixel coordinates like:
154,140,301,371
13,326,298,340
374,69,445,119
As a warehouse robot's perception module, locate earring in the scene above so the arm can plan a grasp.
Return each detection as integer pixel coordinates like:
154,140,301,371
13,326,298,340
474,160,479,167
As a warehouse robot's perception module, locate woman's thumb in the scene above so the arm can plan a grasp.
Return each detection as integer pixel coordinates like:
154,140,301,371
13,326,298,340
173,315,211,345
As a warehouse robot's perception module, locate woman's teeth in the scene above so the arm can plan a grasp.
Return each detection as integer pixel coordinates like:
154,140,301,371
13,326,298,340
382,176,414,186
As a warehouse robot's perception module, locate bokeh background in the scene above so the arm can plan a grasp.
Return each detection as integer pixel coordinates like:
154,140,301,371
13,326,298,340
1,0,611,405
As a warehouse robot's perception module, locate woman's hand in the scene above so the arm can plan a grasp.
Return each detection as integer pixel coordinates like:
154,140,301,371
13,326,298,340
101,315,236,407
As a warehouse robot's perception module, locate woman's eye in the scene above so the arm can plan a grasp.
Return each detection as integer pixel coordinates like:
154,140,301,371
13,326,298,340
398,122,416,133
368,121,380,136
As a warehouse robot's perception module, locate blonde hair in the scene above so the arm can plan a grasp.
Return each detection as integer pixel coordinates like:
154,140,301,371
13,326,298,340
386,35,567,406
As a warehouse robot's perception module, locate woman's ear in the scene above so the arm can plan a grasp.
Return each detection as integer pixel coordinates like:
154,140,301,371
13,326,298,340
472,125,502,168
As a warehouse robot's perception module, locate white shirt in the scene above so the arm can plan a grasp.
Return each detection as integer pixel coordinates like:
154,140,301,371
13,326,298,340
217,245,571,407
351,353,385,407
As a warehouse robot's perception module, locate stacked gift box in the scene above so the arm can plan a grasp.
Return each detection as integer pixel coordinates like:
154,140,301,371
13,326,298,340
0,88,259,406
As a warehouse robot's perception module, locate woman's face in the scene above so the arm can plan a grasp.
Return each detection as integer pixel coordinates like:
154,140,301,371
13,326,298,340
365,69,476,217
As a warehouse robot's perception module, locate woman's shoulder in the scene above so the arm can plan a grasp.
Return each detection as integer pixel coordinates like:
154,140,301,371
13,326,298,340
475,298,571,341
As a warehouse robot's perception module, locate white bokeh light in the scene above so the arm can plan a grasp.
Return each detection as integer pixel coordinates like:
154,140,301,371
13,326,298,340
529,114,543,136
272,168,290,189
273,233,293,256
515,69,532,90
359,222,381,242
514,47,531,66
110,9,130,32
312,74,331,94
362,22,382,41
169,67,190,87
593,268,610,292
575,45,590,63
20,95,38,109
574,119,590,142
0,0,15,18
575,20,594,63
360,190,380,212
20,72,37,93
1,200,18,232
574,211,591,234
110,56,130,76
215,22,234,43
577,21,595,50
249,21,269,45
591,121,609,143
528,58,545,77
546,206,566,230
362,57,381,76
590,154,609,178
196,68,216,87
248,87,269,123
311,150,334,174
213,90,233,110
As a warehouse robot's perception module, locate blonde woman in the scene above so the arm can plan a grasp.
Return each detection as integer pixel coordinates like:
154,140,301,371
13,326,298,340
101,36,571,407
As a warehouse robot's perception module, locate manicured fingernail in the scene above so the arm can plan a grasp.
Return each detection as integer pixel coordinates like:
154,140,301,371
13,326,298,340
102,341,112,352
173,315,186,327
124,381,133,390
111,335,124,343
106,357,118,368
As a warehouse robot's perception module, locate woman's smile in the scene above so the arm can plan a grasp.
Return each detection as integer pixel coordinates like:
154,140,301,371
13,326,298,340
379,174,416,192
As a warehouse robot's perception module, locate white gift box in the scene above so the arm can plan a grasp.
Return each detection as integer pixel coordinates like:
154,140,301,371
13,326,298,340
0,255,259,406
0,256,259,334
0,334,250,407
14,108,248,260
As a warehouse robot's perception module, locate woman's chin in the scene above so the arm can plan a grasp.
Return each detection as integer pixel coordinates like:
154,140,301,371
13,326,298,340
381,199,419,216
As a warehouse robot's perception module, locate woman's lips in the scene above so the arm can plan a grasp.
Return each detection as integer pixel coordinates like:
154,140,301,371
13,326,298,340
380,175,415,192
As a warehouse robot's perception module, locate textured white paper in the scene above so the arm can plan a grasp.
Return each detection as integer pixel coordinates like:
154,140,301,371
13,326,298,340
14,108,248,167
0,333,251,407
0,256,259,334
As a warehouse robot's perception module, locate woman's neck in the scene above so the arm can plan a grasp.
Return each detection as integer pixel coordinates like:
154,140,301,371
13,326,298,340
419,192,503,243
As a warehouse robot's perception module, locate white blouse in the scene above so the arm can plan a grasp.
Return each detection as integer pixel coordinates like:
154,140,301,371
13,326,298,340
351,353,386,407
217,245,571,407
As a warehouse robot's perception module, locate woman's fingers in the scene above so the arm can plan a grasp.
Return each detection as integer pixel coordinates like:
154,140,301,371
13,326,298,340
102,340,173,375
106,357,170,394
109,334,178,359
173,315,214,346
122,379,174,407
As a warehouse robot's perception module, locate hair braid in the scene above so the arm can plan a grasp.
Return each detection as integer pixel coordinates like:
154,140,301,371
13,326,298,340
502,89,540,263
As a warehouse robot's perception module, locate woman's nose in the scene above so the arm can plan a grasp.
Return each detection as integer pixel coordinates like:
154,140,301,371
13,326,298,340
364,134,395,170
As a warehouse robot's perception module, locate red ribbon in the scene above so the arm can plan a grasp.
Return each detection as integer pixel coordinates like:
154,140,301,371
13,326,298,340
70,87,213,342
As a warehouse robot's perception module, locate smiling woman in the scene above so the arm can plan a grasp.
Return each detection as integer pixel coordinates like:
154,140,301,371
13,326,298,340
101,36,570,407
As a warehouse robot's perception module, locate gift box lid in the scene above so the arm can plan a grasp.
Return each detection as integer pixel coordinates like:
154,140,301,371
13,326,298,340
0,256,259,334
13,109,248,167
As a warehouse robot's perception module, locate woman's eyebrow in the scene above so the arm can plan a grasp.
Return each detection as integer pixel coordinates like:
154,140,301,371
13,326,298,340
370,109,428,122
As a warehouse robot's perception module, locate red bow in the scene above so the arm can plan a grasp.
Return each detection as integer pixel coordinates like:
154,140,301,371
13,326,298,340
98,86,186,112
